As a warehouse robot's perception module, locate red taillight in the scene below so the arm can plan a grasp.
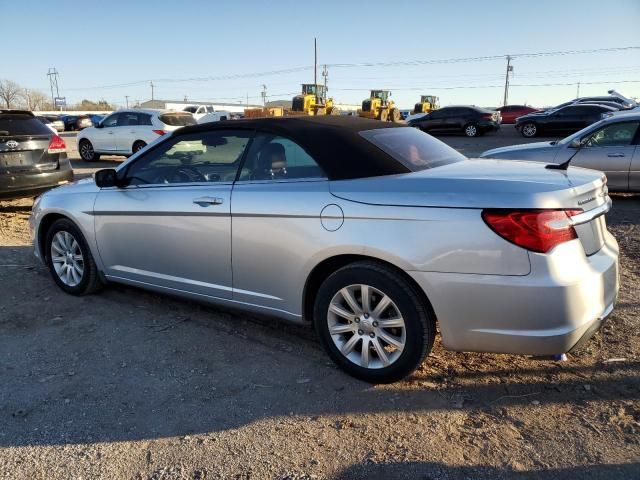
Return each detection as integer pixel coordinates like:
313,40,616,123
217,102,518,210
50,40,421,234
482,209,582,253
47,135,66,154
152,129,166,135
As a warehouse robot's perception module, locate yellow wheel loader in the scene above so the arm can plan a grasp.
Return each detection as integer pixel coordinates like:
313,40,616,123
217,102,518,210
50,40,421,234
358,90,401,122
291,84,339,116
412,95,440,114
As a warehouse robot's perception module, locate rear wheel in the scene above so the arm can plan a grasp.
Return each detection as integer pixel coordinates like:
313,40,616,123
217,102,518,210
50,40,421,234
132,140,147,153
79,139,100,162
521,122,538,138
389,108,401,123
378,109,389,122
45,218,102,295
464,123,479,137
314,261,435,383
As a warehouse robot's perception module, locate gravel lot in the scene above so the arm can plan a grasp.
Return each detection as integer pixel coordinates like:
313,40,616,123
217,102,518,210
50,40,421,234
1,129,638,479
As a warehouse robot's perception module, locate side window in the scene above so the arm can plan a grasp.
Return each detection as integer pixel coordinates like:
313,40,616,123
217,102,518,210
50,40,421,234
138,113,152,126
102,114,118,128
239,133,325,181
125,130,252,186
117,112,139,127
584,122,639,147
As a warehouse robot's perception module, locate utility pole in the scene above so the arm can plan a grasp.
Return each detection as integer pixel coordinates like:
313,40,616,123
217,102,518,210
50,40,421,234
150,80,155,101
246,92,249,108
261,84,267,107
314,38,319,106
47,67,61,109
502,56,513,107
576,81,581,98
322,64,328,103
125,96,130,108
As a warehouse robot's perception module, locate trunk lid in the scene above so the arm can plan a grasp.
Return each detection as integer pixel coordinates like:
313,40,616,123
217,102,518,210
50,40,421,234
330,159,609,255
0,134,59,174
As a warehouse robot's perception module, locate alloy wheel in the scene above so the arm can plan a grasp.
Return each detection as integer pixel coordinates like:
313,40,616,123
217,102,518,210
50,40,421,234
465,125,478,137
327,284,406,369
50,231,84,287
522,124,537,137
80,141,94,160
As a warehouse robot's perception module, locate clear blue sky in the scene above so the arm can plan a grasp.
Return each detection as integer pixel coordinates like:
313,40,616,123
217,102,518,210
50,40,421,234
2,0,639,109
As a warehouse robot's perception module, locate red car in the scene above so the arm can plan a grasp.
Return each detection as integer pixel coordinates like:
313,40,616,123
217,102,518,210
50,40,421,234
496,105,539,124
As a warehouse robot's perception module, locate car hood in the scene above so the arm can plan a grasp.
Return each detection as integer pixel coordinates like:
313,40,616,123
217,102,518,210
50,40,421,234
481,141,560,158
329,159,605,209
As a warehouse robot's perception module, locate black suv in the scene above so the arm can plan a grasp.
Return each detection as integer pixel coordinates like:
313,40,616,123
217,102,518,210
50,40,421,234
408,106,501,137
0,110,73,199
515,103,617,138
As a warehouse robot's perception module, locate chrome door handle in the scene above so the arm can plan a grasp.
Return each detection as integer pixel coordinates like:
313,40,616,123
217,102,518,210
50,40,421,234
193,196,224,207
607,153,625,157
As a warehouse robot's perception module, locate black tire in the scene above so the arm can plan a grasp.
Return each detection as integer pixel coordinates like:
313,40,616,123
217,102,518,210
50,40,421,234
314,261,436,383
464,123,480,137
389,108,401,123
520,122,538,138
45,218,102,296
132,140,147,153
79,139,100,162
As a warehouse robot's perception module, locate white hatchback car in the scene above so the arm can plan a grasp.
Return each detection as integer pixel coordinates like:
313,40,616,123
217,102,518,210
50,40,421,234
77,109,197,161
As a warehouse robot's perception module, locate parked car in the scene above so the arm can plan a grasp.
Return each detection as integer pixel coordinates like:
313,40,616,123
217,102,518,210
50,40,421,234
183,105,216,121
550,96,635,112
495,105,539,124
30,116,618,383
1,109,72,199
481,112,640,192
60,114,93,131
408,106,501,137
515,104,618,138
198,111,231,124
77,109,197,161
89,114,106,126
37,115,65,133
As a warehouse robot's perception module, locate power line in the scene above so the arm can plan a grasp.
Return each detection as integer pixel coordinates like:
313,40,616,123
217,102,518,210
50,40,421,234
330,79,640,92
61,46,640,92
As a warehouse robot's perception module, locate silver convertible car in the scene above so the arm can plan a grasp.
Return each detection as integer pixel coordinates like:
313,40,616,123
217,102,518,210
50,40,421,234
30,116,619,383
481,111,640,192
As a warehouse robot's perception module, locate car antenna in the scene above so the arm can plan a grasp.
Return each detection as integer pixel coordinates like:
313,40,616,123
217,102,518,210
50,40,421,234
546,138,585,170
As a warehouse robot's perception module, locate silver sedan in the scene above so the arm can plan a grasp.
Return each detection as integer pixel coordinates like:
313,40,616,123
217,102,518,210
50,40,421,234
29,116,619,383
481,112,640,192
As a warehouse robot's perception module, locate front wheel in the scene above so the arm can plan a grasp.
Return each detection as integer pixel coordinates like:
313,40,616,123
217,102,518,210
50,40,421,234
520,122,538,138
314,261,435,383
79,139,100,162
464,123,479,137
45,218,102,295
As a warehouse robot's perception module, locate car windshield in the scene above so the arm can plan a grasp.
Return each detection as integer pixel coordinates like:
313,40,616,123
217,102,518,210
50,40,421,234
159,113,198,126
0,114,53,136
359,127,466,171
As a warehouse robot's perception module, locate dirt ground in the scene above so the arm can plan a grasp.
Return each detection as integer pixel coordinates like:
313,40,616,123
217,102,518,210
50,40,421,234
0,132,639,479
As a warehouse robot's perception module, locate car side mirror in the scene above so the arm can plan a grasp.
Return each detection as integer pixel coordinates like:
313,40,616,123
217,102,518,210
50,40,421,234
95,169,120,188
95,122,103,129
569,138,588,149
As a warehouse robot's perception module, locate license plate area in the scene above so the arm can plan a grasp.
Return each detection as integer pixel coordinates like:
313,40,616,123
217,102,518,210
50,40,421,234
0,152,26,167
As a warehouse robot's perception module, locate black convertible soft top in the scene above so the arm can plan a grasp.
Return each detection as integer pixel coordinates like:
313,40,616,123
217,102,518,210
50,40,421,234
179,116,413,180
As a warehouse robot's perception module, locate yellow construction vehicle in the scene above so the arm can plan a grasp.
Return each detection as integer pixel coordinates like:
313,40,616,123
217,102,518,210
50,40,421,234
291,84,338,116
412,95,440,114
358,90,401,122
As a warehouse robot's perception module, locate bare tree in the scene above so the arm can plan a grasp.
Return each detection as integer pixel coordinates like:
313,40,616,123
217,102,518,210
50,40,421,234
0,79,23,108
23,89,51,111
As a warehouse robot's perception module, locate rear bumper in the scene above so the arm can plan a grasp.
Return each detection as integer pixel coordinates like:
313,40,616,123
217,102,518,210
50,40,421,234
478,120,500,132
0,161,74,200
409,232,619,355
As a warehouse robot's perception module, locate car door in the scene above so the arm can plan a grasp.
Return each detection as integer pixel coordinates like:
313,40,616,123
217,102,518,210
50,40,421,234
422,109,447,131
92,113,119,152
571,120,639,191
549,106,580,132
231,132,333,316
115,112,153,153
93,128,253,299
